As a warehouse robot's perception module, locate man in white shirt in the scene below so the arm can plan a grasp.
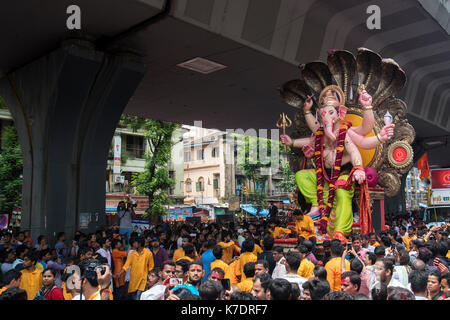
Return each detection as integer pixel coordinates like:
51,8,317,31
277,251,307,298
141,268,166,300
271,246,287,279
374,258,412,292
408,270,429,300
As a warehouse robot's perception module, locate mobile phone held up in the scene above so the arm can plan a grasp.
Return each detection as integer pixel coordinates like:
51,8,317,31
169,278,184,287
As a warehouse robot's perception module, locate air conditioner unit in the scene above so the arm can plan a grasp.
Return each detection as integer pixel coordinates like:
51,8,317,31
114,175,125,184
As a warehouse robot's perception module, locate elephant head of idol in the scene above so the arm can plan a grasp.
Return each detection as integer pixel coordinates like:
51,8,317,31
318,85,347,142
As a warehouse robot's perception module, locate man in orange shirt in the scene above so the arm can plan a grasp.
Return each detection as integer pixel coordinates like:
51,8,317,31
324,240,350,292
112,238,129,300
210,245,230,279
19,252,43,300
114,236,154,300
292,210,317,249
237,262,255,292
218,231,240,264
175,243,195,262
236,240,257,282
268,219,292,239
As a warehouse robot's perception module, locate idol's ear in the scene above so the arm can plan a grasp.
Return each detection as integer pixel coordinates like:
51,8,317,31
338,105,348,120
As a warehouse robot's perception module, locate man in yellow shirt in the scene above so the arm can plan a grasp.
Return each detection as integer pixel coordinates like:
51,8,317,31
402,226,417,252
237,262,255,292
236,240,257,282
210,245,231,279
218,232,241,264
175,243,195,262
19,252,43,300
114,236,154,300
324,240,350,292
268,220,292,239
172,235,191,262
297,245,315,279
0,269,22,295
292,210,317,246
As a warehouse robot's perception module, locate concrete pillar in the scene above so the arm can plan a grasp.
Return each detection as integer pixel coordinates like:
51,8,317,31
0,38,146,245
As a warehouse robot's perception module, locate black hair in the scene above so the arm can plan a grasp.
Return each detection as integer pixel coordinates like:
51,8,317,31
229,291,256,300
56,232,65,240
313,266,327,281
175,259,191,273
210,267,225,278
366,252,377,265
0,287,27,300
292,209,303,216
268,278,292,300
398,249,410,265
323,291,354,300
1,269,22,286
408,270,428,294
428,269,442,282
212,245,223,260
303,240,313,252
262,236,274,251
184,244,195,256
350,258,364,274
188,261,203,270
272,246,284,254
172,287,200,300
243,262,256,278
242,240,255,253
290,282,301,300
23,251,39,264
380,258,394,275
372,282,388,300
198,280,223,300
374,246,385,257
341,271,361,291
380,236,391,247
330,240,344,256
206,239,217,249
43,268,58,278
39,248,51,260
302,279,330,300
162,260,176,269
285,251,301,271
255,259,269,270
387,286,415,300
253,273,272,292
297,244,309,255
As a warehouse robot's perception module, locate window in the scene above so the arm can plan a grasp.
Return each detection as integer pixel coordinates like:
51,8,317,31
184,151,191,162
196,177,204,191
185,179,192,193
125,134,144,158
212,147,219,158
213,174,219,189
197,149,204,160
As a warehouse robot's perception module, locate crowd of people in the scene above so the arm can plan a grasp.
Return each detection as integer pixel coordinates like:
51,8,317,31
0,205,449,301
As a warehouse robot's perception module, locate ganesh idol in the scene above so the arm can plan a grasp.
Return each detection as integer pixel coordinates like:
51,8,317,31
280,85,395,242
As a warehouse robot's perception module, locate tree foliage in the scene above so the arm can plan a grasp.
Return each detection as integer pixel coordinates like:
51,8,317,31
119,115,178,219
0,125,23,214
277,161,297,193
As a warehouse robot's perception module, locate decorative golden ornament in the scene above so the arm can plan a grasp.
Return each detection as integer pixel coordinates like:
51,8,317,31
387,140,413,169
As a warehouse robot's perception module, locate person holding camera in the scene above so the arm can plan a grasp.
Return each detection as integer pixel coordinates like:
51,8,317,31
78,258,113,300
117,197,135,244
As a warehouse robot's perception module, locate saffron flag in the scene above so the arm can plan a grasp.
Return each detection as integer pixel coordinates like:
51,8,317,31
417,153,430,180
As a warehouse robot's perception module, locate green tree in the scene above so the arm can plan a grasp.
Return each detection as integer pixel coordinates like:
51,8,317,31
277,161,297,193
0,125,23,214
120,115,178,220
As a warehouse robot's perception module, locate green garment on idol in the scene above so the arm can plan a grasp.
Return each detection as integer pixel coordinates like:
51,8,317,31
295,169,354,237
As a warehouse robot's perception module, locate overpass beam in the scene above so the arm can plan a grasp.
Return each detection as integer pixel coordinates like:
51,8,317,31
0,39,146,244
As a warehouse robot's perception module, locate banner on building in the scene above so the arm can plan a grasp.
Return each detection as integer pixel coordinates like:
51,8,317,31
431,168,450,189
430,189,450,205
113,136,121,174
